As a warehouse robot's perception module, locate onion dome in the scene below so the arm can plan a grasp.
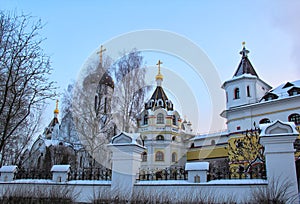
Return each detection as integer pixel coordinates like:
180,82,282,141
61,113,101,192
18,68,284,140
99,72,114,89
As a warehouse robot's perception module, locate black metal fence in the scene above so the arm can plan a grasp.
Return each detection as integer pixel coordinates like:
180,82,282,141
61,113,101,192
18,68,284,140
137,167,187,181
15,168,52,180
68,167,112,181
208,164,267,181
14,167,112,181
137,164,266,182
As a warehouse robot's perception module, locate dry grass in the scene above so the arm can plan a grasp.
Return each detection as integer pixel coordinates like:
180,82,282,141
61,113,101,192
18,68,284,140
0,185,77,204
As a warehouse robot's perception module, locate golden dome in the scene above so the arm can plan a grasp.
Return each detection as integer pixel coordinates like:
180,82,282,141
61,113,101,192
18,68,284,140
54,100,59,114
156,73,164,80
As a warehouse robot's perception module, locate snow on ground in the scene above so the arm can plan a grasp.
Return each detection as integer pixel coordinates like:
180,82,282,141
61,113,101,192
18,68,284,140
137,179,267,185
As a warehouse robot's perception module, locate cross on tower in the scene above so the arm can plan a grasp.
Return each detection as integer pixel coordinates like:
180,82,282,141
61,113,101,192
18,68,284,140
240,41,249,57
156,60,163,74
97,45,107,66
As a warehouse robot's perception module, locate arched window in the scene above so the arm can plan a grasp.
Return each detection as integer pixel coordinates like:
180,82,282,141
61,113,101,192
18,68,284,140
156,135,164,141
288,113,300,125
234,88,240,99
211,140,216,145
104,97,107,114
144,114,148,125
94,95,98,111
172,152,177,162
155,151,164,161
172,115,177,125
142,152,147,162
259,118,271,124
247,86,251,97
172,136,176,141
157,113,164,124
157,99,163,107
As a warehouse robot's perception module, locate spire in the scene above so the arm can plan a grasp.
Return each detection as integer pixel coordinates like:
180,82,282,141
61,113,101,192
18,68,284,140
97,45,106,67
144,60,174,111
239,41,249,57
54,99,59,115
233,42,258,77
155,60,163,86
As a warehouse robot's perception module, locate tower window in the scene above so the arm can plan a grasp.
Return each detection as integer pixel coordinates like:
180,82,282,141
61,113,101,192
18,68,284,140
172,115,177,125
172,152,177,162
288,113,300,125
259,118,271,124
94,95,98,111
104,97,107,114
234,88,240,99
157,113,164,124
226,91,228,102
156,135,164,141
142,152,147,162
155,151,164,161
144,114,148,125
157,99,163,107
247,86,251,97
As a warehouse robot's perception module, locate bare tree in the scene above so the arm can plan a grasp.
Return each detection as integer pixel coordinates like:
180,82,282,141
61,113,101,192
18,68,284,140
0,12,57,165
111,49,148,132
72,58,115,168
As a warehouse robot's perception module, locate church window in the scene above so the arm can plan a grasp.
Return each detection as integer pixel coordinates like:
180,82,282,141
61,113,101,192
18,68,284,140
172,152,177,162
142,152,147,162
155,151,164,161
95,95,98,111
226,91,228,102
172,115,177,125
247,86,251,97
288,113,300,125
259,118,271,124
156,135,164,141
211,140,215,145
234,88,240,99
172,136,176,141
157,99,163,107
80,156,83,168
144,114,148,125
157,113,164,124
104,97,107,114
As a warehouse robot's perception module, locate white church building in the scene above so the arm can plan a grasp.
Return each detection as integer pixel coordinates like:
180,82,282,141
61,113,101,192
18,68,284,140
23,43,300,171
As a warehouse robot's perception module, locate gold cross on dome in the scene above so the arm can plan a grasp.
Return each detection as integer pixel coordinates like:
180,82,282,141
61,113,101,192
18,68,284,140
97,45,106,66
156,60,163,74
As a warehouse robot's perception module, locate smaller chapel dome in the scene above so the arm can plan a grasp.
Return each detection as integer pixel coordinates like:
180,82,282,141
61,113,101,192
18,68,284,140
99,72,114,89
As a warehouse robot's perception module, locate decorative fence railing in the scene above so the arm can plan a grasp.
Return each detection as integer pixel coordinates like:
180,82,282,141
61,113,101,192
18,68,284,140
137,167,187,181
14,167,112,181
15,169,52,180
137,164,266,182
68,167,112,181
208,165,267,181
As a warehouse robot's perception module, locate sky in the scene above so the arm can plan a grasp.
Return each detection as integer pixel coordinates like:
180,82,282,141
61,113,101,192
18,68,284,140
1,0,300,133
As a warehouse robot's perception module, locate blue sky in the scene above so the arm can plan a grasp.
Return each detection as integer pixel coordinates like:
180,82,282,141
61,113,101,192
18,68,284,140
2,0,300,133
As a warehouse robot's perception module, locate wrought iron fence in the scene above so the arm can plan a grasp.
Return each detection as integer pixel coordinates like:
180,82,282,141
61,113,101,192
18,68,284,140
14,167,112,181
15,168,52,180
68,167,112,181
208,164,267,181
137,167,187,181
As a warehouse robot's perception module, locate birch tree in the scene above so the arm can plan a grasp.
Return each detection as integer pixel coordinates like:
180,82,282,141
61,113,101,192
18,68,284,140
111,50,148,132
